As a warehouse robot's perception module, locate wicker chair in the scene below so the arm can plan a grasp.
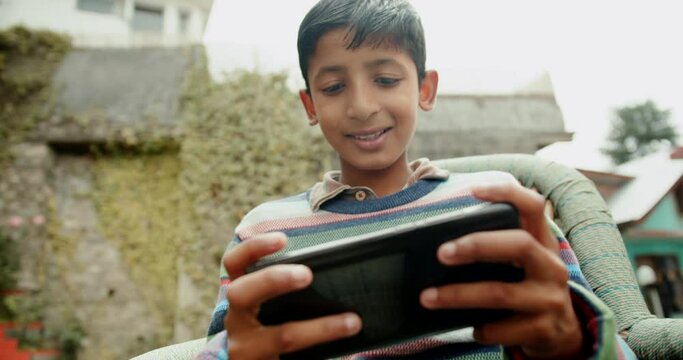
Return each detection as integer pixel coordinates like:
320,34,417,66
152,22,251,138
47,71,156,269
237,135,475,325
133,154,683,360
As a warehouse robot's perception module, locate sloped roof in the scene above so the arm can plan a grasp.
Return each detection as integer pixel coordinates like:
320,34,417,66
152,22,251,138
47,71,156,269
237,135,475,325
411,73,571,159
417,94,567,134
606,150,683,225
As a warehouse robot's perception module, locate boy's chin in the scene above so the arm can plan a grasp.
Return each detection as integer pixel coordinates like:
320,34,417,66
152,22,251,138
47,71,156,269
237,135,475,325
343,155,406,172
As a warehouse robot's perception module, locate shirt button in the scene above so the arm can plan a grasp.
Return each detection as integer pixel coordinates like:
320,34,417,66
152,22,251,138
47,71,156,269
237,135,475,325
355,191,367,201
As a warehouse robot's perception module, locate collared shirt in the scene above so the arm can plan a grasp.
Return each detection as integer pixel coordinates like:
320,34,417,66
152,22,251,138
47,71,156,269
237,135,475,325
308,158,450,212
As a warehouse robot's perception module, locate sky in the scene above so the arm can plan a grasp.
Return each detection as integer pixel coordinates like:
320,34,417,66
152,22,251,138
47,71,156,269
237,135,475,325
203,0,683,171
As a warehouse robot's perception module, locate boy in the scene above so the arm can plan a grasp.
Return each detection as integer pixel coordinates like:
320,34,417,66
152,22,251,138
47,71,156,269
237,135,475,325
198,0,635,359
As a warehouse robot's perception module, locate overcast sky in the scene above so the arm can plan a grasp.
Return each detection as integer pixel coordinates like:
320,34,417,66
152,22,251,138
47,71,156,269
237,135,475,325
204,0,683,171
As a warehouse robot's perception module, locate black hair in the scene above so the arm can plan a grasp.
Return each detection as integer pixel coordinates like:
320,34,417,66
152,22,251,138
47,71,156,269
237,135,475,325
297,0,426,91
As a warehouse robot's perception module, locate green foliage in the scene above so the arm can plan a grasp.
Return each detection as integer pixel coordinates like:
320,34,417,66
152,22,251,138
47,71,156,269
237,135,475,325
177,62,332,328
54,317,86,360
0,231,20,320
2,30,332,352
0,232,19,292
1,291,84,358
181,70,330,222
602,100,678,164
83,53,332,339
0,26,71,164
91,154,184,342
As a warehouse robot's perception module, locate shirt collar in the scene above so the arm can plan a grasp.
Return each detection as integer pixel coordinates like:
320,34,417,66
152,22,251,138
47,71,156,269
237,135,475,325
308,158,450,212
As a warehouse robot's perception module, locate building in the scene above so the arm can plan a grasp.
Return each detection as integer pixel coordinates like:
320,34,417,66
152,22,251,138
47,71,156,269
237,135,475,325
580,148,683,318
0,0,213,47
410,73,572,159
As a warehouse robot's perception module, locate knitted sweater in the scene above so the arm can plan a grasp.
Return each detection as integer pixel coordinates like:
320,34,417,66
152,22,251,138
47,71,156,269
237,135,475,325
196,168,636,360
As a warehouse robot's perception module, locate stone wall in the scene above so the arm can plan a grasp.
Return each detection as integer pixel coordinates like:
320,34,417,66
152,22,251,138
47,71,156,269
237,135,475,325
1,145,182,359
49,154,166,359
0,144,52,292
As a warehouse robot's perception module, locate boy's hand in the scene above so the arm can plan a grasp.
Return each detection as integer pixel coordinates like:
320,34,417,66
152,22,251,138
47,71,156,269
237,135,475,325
222,232,362,360
420,182,585,359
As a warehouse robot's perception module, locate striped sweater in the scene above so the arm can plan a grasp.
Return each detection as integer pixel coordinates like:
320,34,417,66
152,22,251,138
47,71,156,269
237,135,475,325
197,168,636,360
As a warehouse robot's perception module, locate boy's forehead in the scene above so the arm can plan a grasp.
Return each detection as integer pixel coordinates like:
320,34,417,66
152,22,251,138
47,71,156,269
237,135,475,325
320,27,401,51
310,28,409,64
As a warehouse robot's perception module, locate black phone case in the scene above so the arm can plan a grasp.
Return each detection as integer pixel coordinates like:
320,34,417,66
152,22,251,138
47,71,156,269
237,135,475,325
247,202,523,359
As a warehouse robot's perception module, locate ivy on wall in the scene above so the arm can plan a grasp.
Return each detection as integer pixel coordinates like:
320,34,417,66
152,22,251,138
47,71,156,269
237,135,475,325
87,51,333,339
2,25,333,352
0,26,84,357
0,26,71,164
176,56,333,333
180,70,331,224
91,154,185,342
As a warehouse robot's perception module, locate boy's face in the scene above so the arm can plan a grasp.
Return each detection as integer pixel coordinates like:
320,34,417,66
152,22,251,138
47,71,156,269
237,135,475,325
300,29,437,175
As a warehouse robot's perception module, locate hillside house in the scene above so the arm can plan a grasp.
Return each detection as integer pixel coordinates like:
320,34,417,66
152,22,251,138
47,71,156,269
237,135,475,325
580,148,683,318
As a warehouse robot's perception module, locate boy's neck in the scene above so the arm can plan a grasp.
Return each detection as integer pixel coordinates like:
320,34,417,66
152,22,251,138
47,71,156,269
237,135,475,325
339,155,412,197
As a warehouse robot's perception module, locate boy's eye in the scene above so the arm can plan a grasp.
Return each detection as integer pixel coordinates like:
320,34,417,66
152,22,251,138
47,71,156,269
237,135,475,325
321,83,345,94
375,77,400,86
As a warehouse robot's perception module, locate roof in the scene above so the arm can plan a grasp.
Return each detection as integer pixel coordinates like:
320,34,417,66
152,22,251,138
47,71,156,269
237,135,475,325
417,94,567,133
604,150,683,225
410,73,571,159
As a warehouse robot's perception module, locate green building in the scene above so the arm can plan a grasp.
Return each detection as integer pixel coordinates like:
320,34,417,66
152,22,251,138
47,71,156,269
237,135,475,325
580,148,683,318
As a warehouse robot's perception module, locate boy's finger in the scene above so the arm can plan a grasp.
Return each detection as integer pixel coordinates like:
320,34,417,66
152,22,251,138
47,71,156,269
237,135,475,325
437,229,567,280
268,313,362,356
223,232,287,279
227,264,312,310
420,280,569,312
226,312,361,359
471,183,557,252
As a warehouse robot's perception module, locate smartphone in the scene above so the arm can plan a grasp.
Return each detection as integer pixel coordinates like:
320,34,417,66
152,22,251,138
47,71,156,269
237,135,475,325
247,201,524,359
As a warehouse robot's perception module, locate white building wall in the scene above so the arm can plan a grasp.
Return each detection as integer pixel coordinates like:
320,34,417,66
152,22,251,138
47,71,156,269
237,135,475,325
0,0,211,47
0,0,130,36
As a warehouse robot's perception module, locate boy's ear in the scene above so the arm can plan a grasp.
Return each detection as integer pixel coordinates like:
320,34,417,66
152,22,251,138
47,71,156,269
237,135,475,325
418,70,439,111
299,89,319,126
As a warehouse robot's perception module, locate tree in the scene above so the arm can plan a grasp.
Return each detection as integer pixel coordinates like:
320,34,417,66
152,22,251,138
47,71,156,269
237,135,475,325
602,100,678,165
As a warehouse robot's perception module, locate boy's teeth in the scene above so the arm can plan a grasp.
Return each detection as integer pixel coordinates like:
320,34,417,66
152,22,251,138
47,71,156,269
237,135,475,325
354,129,385,140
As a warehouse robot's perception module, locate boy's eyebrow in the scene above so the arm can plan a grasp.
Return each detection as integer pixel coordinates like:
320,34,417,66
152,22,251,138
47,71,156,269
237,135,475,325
314,65,345,81
367,58,401,68
313,58,404,81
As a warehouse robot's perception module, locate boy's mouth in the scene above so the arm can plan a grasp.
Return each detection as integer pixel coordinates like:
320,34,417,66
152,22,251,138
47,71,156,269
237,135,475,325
346,127,391,141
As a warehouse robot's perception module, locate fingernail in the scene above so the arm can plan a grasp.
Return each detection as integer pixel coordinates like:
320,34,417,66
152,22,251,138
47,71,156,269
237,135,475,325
421,287,438,307
330,314,361,334
290,265,310,285
343,314,361,334
441,242,457,260
266,233,285,248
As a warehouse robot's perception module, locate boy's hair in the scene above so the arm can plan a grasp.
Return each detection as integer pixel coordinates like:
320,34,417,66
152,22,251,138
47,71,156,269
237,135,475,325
297,0,426,92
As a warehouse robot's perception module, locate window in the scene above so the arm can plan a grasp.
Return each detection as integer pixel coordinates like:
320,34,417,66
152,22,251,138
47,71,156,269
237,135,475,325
132,4,164,32
77,0,116,14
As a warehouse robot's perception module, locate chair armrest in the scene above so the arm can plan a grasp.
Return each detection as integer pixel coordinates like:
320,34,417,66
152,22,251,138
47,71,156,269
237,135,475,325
435,154,682,359
131,338,206,360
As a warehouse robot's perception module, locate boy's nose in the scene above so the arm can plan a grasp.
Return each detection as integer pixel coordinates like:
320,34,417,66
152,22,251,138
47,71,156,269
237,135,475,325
346,85,380,121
